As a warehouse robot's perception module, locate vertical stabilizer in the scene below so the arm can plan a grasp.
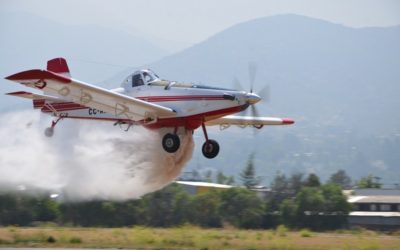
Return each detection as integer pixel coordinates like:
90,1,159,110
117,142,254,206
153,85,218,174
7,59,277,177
47,58,71,77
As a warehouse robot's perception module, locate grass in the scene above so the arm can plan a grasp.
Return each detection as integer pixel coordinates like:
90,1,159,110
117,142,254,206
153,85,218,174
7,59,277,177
0,226,399,250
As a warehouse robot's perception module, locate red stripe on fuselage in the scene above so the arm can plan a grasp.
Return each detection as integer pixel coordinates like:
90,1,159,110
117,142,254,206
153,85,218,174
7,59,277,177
137,95,225,102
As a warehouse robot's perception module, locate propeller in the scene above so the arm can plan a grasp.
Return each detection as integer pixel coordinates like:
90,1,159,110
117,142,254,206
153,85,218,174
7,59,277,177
234,62,271,118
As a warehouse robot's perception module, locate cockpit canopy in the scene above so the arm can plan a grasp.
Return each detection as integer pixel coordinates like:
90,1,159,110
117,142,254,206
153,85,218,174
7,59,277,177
122,69,160,89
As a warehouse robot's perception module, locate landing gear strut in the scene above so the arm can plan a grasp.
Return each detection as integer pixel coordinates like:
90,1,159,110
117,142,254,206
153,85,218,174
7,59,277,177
44,117,63,137
162,133,180,153
201,123,220,159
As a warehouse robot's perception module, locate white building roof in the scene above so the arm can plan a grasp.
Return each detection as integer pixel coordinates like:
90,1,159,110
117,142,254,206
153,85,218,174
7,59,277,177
348,196,400,203
350,211,400,217
175,181,232,189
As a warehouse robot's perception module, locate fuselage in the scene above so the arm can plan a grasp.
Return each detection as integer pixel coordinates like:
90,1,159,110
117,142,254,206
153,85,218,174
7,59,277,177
40,80,254,130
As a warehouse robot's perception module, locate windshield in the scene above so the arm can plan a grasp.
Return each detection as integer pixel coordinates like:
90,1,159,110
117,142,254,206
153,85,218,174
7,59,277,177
142,69,159,83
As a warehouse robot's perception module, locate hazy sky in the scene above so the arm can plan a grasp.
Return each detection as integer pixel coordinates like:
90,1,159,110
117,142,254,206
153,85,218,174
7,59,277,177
1,0,400,46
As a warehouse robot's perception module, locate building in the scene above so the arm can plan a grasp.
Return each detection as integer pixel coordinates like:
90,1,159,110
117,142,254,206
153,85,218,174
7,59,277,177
347,189,400,229
175,181,232,195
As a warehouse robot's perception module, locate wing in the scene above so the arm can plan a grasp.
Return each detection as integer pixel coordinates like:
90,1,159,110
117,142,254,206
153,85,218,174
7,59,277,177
5,69,176,121
205,115,294,127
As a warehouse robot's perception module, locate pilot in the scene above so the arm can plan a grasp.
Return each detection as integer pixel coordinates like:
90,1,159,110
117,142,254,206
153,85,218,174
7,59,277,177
132,74,144,87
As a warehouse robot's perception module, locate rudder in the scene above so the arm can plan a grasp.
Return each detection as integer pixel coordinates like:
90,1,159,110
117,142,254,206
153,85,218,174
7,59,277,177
47,57,70,77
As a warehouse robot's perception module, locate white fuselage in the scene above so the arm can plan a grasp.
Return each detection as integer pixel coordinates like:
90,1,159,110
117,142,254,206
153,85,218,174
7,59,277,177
43,82,251,130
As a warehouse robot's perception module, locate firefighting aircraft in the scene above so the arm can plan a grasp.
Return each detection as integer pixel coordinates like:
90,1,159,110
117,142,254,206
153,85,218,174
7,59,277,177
5,58,294,159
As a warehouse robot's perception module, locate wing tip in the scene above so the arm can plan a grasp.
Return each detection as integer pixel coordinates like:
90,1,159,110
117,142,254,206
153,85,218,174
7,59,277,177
282,118,295,125
6,91,32,96
4,69,71,83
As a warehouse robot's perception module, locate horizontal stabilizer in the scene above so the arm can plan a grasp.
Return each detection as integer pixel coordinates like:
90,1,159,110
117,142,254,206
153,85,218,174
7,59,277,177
6,91,61,102
6,91,63,109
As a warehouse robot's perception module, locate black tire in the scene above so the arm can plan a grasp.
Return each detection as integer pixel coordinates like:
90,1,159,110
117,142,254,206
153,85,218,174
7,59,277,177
202,139,220,159
162,133,180,153
44,127,54,137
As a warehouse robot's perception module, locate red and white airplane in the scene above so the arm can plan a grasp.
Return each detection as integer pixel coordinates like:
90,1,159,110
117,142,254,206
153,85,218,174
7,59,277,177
5,58,294,159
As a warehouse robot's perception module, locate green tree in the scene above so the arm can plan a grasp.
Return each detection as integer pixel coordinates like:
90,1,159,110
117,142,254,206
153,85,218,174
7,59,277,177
204,170,213,182
321,183,351,214
216,171,228,184
279,199,297,227
216,171,235,185
191,191,222,227
269,172,290,210
140,183,191,227
357,175,382,188
0,193,34,226
329,169,352,189
295,187,325,215
32,197,60,222
219,188,265,228
226,176,235,185
305,173,321,187
288,172,305,194
240,153,260,188
294,186,325,229
289,183,351,230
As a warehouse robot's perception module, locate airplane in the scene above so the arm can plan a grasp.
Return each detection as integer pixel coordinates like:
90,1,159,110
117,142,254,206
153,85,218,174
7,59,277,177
5,58,294,159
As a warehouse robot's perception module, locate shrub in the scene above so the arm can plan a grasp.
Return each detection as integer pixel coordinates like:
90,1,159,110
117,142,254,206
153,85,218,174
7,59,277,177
69,237,82,243
46,236,56,243
276,224,288,237
300,229,312,237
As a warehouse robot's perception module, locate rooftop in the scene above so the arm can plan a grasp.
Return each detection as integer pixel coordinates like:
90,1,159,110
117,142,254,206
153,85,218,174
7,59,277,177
348,196,400,203
175,181,232,189
350,211,400,217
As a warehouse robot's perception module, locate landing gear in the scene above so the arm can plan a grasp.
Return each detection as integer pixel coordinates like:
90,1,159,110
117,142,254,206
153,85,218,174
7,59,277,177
44,117,63,137
201,123,220,159
44,127,54,137
162,133,180,153
202,139,219,159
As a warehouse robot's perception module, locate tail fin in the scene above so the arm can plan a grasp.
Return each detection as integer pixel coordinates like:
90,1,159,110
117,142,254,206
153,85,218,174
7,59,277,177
47,57,71,77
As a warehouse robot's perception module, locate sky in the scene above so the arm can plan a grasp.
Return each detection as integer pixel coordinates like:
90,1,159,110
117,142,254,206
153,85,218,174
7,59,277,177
1,0,400,47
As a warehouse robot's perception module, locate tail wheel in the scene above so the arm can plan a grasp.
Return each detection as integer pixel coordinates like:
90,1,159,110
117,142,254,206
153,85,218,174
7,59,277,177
162,133,180,153
44,127,54,137
202,139,220,159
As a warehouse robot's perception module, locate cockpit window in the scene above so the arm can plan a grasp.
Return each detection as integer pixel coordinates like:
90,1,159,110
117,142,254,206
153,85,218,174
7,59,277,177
143,70,160,83
123,69,160,89
143,72,153,83
132,74,144,87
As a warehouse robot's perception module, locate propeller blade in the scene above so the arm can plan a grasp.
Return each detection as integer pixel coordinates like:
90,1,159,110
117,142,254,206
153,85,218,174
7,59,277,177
248,62,257,93
233,77,244,91
257,84,270,103
250,104,260,118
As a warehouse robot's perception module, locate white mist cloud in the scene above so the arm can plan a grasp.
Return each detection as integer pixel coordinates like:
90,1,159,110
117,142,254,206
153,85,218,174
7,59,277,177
0,110,194,200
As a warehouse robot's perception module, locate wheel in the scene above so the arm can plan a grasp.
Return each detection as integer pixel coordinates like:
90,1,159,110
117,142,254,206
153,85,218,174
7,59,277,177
162,133,180,153
202,139,220,159
44,127,54,137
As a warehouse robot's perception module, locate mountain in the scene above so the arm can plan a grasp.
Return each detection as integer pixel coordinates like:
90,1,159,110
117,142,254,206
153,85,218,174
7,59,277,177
0,11,169,110
145,14,400,184
2,13,399,185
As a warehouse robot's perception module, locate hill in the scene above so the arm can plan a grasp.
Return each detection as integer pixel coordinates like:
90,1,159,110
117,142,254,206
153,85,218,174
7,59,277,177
0,11,168,110
145,15,400,184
